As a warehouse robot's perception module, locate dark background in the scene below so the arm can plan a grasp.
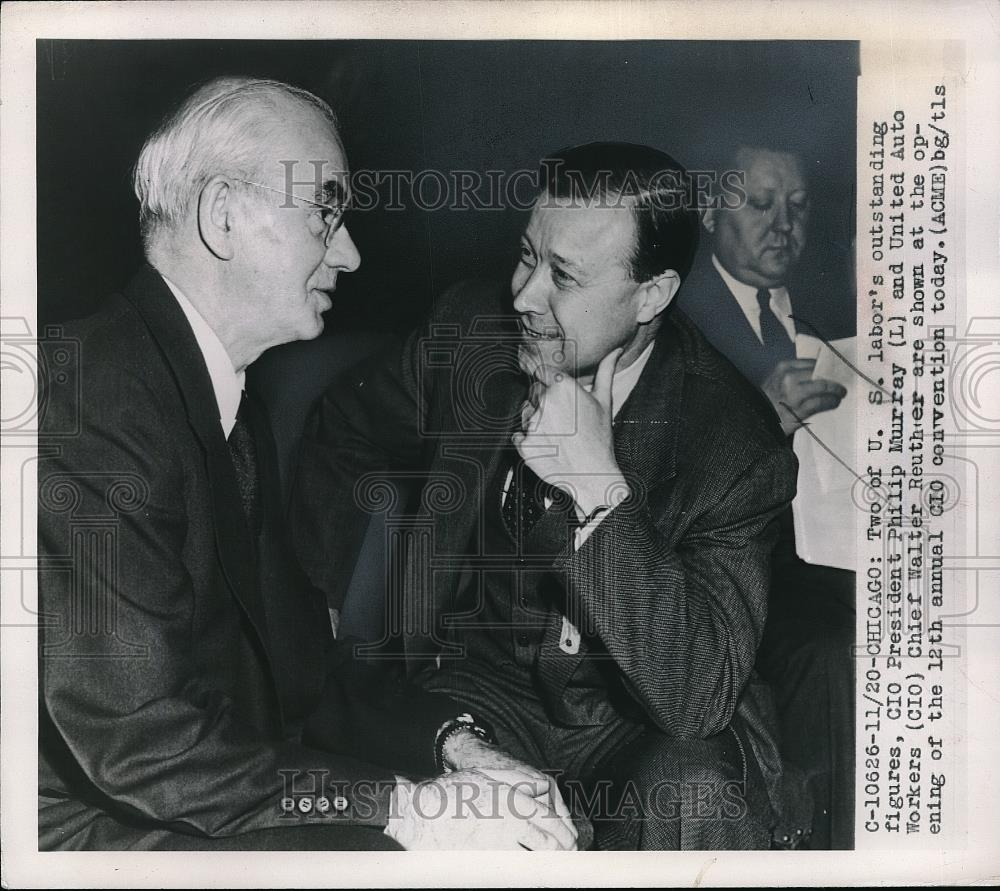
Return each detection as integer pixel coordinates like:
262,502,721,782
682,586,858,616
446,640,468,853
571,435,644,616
37,39,858,337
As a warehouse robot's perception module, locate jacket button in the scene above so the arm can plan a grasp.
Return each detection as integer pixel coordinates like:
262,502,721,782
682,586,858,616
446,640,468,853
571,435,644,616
516,632,529,646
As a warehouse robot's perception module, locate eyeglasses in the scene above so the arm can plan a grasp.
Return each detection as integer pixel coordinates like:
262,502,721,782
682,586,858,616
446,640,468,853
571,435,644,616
232,178,348,247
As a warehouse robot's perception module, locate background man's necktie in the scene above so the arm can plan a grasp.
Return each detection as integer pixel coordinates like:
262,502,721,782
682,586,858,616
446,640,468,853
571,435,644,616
227,391,262,538
756,287,796,365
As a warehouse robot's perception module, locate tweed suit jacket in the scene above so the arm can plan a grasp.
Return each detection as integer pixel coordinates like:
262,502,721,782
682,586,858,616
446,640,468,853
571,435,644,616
294,280,797,751
37,266,457,850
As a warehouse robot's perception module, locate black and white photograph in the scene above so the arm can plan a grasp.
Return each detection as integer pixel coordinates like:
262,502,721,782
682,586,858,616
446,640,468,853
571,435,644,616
2,1,998,887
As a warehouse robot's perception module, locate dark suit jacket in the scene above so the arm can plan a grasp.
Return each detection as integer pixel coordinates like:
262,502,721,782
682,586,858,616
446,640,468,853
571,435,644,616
37,266,457,849
676,251,855,849
675,252,790,389
293,280,798,790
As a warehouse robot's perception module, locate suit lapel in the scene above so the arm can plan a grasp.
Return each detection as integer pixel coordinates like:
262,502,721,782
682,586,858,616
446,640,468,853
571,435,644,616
610,318,684,498
537,318,687,692
684,258,772,386
123,266,270,649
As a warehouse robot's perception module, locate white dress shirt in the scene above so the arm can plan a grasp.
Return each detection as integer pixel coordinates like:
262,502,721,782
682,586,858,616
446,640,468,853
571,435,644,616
712,254,797,344
160,274,245,439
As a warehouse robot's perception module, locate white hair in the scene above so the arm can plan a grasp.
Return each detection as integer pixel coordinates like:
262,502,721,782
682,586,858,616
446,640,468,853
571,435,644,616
132,76,338,248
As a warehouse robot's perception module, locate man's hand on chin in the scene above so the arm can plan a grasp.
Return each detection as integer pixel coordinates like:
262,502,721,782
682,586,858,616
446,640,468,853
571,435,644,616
513,347,631,521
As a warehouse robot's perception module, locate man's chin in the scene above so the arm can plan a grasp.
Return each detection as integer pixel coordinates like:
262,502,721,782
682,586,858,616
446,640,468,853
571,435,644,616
303,293,332,338
759,251,797,280
296,311,326,342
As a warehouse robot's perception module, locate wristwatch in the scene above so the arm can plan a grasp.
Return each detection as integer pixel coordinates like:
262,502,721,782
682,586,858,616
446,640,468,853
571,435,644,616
433,712,495,774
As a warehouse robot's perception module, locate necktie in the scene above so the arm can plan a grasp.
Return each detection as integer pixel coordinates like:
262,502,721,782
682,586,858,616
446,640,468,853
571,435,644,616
228,391,262,538
756,287,796,365
501,457,565,538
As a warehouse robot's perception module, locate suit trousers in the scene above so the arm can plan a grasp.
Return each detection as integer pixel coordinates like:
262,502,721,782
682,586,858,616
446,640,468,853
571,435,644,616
757,557,856,849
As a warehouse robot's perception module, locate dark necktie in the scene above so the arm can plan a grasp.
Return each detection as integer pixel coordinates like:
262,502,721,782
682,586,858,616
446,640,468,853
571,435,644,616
501,451,577,538
501,457,562,538
756,287,796,365
228,391,262,538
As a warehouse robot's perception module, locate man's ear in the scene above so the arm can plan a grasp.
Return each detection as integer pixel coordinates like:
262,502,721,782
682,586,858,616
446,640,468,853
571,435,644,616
197,176,236,261
635,269,681,324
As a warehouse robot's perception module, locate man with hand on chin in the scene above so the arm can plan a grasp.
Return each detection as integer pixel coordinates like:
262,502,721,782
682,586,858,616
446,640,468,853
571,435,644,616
294,142,799,849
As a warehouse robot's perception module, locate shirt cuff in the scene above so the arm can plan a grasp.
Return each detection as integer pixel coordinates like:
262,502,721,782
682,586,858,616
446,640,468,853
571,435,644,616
572,503,617,550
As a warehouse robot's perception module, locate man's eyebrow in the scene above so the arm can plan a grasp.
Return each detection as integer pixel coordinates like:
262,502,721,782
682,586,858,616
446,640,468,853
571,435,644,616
550,252,584,273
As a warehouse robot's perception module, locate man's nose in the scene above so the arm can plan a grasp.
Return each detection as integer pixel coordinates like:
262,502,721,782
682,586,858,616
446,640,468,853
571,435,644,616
511,266,549,315
772,201,793,233
324,224,361,272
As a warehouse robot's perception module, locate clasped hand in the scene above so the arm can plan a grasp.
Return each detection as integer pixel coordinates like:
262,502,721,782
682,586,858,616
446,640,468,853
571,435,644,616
384,729,581,850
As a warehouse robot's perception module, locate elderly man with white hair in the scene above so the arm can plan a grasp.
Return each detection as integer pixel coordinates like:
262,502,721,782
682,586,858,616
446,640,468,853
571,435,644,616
37,76,577,852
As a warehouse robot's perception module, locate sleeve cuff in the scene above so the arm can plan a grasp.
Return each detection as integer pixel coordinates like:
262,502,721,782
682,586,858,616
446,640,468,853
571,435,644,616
571,503,618,550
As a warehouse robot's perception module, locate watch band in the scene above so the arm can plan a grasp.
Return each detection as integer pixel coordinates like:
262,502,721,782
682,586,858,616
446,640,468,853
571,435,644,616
433,712,495,774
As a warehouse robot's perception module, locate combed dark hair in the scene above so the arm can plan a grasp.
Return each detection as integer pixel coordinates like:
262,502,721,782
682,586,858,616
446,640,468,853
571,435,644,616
539,142,700,283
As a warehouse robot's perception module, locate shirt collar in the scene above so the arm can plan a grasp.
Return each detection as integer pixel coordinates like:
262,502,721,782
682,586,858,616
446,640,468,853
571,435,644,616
583,338,656,419
159,273,245,439
711,253,795,343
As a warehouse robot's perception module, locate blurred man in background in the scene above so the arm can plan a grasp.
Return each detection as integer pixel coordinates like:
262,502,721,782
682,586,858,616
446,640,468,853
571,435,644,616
677,143,856,848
